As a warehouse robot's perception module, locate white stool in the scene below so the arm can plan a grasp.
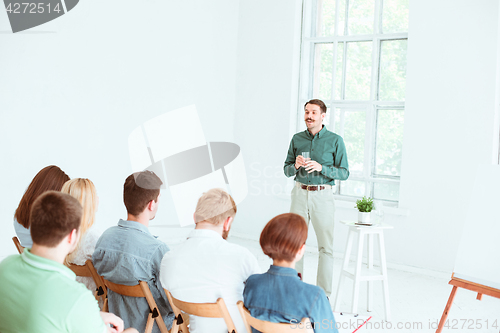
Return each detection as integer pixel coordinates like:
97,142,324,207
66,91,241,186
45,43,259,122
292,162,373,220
333,221,393,321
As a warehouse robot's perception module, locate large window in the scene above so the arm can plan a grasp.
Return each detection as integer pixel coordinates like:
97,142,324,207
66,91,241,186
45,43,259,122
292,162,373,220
298,0,409,203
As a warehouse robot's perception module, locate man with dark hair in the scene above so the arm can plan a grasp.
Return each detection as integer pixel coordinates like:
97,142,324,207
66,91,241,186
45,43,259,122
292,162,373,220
284,99,349,298
93,171,174,333
0,191,138,333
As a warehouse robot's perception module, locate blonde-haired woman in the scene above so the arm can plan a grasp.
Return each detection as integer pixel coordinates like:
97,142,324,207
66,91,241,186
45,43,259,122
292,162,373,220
61,178,101,294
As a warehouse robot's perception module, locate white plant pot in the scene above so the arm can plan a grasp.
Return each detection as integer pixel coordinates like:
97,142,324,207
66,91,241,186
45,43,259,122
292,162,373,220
358,211,371,224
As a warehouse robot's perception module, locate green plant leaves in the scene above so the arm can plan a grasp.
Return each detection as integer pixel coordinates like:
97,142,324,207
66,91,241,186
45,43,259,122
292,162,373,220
355,196,374,212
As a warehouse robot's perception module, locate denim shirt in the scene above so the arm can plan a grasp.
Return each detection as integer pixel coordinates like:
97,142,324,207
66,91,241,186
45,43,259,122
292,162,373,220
92,220,174,332
243,265,338,333
13,219,32,248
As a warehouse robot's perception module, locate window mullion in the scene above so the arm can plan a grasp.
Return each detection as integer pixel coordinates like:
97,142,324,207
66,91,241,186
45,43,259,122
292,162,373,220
341,42,347,100
371,106,380,197
376,0,383,34
364,105,374,197
330,42,337,100
308,42,316,98
304,33,407,43
344,0,349,35
335,0,340,37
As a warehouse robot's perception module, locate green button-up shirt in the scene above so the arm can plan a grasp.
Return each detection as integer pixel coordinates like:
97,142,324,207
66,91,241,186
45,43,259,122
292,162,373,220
284,126,349,186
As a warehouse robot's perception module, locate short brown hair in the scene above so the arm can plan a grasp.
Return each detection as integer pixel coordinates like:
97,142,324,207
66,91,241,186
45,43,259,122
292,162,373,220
123,171,163,216
30,191,83,247
15,165,70,228
305,99,327,114
260,213,308,262
194,188,237,225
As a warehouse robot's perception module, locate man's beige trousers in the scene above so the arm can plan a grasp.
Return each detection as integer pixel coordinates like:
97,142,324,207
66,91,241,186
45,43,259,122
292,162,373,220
290,184,335,297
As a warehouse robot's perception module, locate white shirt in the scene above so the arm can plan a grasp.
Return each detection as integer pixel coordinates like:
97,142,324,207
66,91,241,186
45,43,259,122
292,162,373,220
160,229,260,333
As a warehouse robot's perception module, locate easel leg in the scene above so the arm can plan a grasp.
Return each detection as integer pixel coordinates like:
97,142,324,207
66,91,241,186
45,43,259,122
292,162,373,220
436,286,458,333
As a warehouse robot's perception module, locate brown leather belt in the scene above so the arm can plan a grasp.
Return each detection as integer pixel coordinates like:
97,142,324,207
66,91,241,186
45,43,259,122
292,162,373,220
299,184,330,191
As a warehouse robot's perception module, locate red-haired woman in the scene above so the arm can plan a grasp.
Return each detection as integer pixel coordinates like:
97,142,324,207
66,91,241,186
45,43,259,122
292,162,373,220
14,165,70,247
243,213,338,332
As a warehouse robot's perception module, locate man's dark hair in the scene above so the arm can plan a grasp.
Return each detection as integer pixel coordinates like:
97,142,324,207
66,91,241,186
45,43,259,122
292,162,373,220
305,99,327,114
123,171,163,216
30,191,82,247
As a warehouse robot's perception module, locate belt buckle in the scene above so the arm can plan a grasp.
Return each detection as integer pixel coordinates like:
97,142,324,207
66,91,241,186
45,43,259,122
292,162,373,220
306,185,314,191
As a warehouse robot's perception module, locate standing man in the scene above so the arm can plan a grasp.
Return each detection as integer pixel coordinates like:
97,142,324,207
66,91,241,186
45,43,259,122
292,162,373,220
283,99,349,298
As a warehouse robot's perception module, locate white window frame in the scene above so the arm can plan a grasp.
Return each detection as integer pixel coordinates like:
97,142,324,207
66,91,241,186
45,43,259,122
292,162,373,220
297,0,408,204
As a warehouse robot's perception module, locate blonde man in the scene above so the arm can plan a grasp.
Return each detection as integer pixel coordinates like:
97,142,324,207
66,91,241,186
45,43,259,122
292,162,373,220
160,188,260,333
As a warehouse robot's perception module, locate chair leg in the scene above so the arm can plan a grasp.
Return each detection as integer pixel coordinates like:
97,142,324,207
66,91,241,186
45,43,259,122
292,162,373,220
169,313,189,333
145,313,154,333
179,315,189,333
154,313,169,333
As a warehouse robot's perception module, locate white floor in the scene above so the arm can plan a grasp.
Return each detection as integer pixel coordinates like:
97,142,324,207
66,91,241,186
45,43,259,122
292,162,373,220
225,236,500,333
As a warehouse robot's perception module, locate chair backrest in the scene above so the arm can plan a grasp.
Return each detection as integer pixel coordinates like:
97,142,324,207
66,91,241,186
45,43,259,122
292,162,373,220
165,288,237,333
67,259,107,305
12,237,24,254
103,279,169,333
237,301,314,333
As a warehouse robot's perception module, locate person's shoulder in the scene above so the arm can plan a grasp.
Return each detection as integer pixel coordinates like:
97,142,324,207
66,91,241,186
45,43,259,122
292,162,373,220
224,241,256,259
37,270,91,304
0,254,20,271
97,225,120,239
0,254,20,265
323,128,342,139
245,272,264,284
293,131,309,140
299,280,328,303
150,236,169,253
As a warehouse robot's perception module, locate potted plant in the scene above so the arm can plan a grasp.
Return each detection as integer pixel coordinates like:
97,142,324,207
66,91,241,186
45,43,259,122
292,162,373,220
355,196,374,224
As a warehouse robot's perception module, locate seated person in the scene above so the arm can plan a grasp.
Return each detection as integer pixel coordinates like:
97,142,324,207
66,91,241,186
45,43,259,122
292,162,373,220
62,178,102,295
14,165,70,247
160,188,260,333
93,171,174,333
243,213,338,333
0,191,137,333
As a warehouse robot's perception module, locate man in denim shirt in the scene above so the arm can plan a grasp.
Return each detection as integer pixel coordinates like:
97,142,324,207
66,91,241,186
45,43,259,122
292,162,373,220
93,171,174,333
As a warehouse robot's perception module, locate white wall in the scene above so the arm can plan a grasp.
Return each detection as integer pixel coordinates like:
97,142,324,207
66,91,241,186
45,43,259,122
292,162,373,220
0,0,240,258
1,0,500,275
231,0,500,274
231,0,303,238
396,0,499,271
